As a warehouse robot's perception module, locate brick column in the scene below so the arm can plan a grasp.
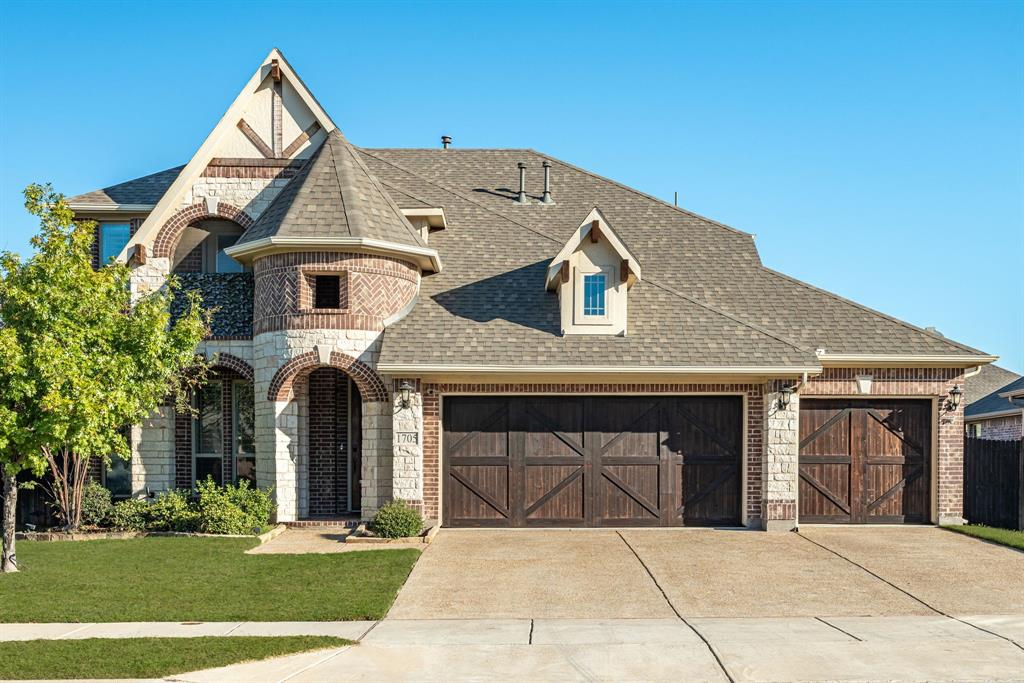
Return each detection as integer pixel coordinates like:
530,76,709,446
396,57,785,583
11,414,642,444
391,379,424,515
763,382,799,531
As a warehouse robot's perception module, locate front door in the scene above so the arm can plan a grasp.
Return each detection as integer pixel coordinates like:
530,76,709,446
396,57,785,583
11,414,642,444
307,368,362,516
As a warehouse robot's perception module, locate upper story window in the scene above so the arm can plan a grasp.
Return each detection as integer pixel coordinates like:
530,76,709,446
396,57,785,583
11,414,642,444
171,220,247,274
213,234,244,273
314,275,342,309
99,223,131,264
582,273,607,317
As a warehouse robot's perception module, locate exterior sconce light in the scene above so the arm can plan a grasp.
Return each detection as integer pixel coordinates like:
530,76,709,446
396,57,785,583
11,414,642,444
778,386,794,410
947,384,963,411
398,380,414,409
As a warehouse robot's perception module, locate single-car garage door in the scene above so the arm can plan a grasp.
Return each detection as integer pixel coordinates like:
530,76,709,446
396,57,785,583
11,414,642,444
443,396,743,527
799,399,931,524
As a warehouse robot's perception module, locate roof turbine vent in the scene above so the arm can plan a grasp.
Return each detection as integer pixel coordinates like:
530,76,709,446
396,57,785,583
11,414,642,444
441,135,452,149
542,160,554,205
516,162,528,204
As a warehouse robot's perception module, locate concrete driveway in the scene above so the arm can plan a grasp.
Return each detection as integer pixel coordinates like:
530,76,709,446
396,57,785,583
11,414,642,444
390,526,1024,619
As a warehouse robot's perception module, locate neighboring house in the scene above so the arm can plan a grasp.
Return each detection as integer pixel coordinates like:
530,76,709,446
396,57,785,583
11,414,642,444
67,50,997,531
965,366,1024,440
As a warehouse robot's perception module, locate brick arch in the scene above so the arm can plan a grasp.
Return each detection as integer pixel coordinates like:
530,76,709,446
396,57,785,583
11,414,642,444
208,352,254,382
152,202,255,258
268,351,389,403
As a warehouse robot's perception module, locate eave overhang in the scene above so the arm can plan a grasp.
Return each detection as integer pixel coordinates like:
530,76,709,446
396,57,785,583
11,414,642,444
224,235,442,273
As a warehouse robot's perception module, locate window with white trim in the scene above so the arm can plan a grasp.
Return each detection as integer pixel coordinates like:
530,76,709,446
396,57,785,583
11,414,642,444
582,273,607,316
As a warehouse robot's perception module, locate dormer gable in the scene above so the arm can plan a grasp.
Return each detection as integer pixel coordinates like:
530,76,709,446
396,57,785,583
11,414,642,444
546,208,642,336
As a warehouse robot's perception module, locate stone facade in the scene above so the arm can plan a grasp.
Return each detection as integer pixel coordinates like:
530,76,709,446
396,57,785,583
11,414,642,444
392,379,424,512
763,381,799,531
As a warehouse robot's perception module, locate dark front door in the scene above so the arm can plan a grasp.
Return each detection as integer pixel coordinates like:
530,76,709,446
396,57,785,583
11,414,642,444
308,368,362,516
443,396,743,528
798,399,931,524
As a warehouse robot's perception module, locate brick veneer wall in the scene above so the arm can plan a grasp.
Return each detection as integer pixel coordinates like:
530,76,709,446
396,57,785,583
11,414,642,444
419,382,765,524
252,252,419,335
801,367,967,522
971,415,1023,441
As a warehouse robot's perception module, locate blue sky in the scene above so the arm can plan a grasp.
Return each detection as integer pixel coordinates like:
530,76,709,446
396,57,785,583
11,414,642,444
1,0,1021,371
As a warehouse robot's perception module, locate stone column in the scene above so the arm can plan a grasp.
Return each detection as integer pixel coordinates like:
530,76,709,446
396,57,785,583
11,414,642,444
391,379,424,514
131,405,174,495
360,400,393,518
763,382,799,531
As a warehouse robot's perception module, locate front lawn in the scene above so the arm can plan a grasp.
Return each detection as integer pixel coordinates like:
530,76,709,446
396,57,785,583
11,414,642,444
2,537,419,622
0,636,350,680
945,524,1024,551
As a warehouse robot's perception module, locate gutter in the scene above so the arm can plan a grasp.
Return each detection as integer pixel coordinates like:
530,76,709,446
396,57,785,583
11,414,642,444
376,364,823,375
816,353,999,368
965,408,1024,422
68,203,156,213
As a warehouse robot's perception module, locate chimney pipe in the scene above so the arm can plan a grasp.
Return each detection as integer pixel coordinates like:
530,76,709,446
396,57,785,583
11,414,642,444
441,135,452,149
542,160,553,204
516,162,527,204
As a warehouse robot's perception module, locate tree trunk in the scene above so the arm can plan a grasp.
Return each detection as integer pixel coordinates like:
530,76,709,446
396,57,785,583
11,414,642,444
1,472,18,573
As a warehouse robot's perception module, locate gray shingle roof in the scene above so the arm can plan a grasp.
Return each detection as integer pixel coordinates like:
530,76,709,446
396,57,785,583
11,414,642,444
73,144,990,369
68,166,184,206
966,364,1021,406
235,131,424,249
966,371,1024,418
360,148,986,365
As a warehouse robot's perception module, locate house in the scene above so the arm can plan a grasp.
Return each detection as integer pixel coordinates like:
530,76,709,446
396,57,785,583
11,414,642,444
965,365,1024,440
67,49,997,531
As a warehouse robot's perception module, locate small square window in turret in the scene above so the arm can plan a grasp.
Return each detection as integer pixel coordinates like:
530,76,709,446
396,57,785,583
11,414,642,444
314,275,342,309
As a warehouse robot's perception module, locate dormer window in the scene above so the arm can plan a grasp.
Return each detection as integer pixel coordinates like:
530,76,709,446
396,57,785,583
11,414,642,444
583,273,607,317
546,208,642,337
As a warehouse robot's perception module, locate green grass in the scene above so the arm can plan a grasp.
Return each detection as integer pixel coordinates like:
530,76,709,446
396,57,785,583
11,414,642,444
945,524,1024,551
2,537,419,622
0,636,351,680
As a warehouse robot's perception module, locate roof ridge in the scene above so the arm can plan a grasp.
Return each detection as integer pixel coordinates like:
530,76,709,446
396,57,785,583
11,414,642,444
360,149,818,361
759,266,987,356
525,149,757,241
343,138,424,245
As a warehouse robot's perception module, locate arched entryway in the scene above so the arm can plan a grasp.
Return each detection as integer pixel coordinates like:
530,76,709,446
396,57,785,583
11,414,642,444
306,367,363,516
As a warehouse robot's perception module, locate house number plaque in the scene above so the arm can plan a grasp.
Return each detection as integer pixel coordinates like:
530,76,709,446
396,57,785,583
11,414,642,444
396,432,419,445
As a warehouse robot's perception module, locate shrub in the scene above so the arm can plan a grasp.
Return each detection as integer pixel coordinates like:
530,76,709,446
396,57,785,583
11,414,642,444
109,498,149,531
195,478,274,535
80,481,113,526
371,499,423,539
146,489,199,532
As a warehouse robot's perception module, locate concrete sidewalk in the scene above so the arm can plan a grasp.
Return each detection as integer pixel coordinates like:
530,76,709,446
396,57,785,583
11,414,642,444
5,615,1023,681
166,615,1024,682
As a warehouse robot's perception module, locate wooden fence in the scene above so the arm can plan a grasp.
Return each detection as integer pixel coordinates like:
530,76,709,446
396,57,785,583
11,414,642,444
964,437,1024,530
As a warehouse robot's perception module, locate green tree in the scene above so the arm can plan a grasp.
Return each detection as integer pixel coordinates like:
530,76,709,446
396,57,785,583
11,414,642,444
0,184,208,568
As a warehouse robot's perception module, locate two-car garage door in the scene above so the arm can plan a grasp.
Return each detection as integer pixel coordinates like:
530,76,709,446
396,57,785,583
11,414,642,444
443,396,743,527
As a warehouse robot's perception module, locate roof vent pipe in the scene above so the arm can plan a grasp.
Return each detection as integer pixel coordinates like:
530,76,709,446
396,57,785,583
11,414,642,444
441,135,452,149
542,160,554,204
516,162,528,204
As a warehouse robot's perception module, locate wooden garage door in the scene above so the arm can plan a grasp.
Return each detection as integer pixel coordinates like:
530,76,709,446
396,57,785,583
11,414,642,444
443,396,742,527
799,399,931,524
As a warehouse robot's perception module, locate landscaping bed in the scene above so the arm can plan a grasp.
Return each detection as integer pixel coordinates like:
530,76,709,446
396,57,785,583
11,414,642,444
945,524,1024,551
0,636,350,680
2,536,419,622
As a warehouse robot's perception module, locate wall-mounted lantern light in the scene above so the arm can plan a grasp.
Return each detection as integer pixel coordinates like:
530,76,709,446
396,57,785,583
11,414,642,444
947,384,963,411
398,380,414,409
778,385,794,410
